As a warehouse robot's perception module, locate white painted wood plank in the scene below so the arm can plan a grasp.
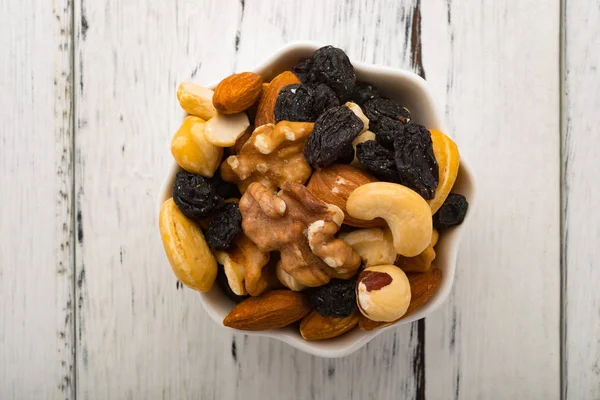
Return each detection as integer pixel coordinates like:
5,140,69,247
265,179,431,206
74,0,429,398
563,1,600,398
421,1,561,398
0,1,74,399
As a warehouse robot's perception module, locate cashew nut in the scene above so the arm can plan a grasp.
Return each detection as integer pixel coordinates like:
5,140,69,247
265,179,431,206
346,182,432,257
339,228,397,266
177,82,217,120
159,198,217,292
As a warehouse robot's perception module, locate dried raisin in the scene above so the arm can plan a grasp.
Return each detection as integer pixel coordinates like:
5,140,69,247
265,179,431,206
375,116,404,149
433,193,468,229
304,105,364,169
291,58,313,83
363,98,411,129
308,278,356,318
356,140,400,182
205,202,243,250
394,124,439,200
209,174,241,200
274,84,315,122
172,171,224,221
336,143,355,164
310,46,356,102
351,81,380,106
311,83,340,117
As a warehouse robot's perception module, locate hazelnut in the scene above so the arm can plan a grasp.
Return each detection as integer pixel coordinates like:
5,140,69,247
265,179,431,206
356,265,411,322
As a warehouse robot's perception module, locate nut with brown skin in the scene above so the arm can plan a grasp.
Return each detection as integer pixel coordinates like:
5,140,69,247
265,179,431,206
223,290,311,331
307,164,385,228
221,121,314,193
215,233,271,296
359,267,442,331
356,265,411,322
254,71,300,126
239,181,361,287
213,72,263,114
300,309,359,341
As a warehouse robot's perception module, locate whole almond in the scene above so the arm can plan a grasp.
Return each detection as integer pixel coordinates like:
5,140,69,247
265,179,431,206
359,267,442,331
307,164,386,228
213,72,263,114
300,309,359,340
254,71,300,126
223,290,310,331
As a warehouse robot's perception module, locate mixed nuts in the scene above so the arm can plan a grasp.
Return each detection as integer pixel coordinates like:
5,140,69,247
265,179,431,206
159,45,469,341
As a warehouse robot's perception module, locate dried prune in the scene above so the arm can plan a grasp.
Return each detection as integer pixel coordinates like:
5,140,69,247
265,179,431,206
363,98,411,129
310,46,356,102
394,124,439,199
356,140,400,182
375,116,404,149
433,193,468,229
351,81,380,106
205,202,242,250
311,84,340,117
274,84,315,122
172,171,224,221
304,105,364,169
291,58,313,83
336,143,355,164
308,278,356,318
209,174,241,200
216,264,248,303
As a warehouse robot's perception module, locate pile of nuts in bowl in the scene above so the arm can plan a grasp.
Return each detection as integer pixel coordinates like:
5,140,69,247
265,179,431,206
159,45,468,340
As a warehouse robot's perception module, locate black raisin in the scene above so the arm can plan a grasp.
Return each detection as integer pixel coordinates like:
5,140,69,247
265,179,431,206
363,98,411,129
336,143,355,164
433,193,468,229
304,105,364,169
274,84,315,122
310,46,356,102
311,84,340,117
291,58,313,83
216,264,248,303
205,202,242,250
351,81,380,106
209,174,241,200
172,171,224,221
308,278,356,318
394,124,439,200
356,140,400,182
375,116,404,149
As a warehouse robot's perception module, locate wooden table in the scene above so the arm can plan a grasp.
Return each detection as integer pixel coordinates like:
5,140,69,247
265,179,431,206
1,0,596,398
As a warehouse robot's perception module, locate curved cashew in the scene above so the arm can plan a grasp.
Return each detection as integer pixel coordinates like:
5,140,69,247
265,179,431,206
159,198,217,292
346,182,432,257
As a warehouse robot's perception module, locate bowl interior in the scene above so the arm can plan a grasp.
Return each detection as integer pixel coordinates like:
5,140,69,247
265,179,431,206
157,41,476,358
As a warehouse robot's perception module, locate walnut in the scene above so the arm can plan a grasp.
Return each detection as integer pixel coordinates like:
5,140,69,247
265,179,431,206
220,121,314,193
215,233,273,296
239,181,361,287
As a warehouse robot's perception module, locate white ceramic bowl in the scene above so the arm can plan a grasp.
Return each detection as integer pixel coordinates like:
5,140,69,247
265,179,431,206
158,41,476,358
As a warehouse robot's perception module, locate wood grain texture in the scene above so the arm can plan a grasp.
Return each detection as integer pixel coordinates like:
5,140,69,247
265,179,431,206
563,0,600,398
421,1,561,399
0,1,74,399
73,0,430,398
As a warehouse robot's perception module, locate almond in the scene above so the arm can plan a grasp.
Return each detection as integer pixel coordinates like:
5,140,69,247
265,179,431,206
223,289,310,331
254,71,300,127
213,72,263,114
359,266,442,331
300,309,359,341
306,164,386,228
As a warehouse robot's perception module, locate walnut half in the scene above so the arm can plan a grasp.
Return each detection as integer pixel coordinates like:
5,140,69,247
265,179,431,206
239,181,361,287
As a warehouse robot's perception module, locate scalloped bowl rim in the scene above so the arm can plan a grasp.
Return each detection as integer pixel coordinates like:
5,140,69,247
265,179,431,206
157,41,477,358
